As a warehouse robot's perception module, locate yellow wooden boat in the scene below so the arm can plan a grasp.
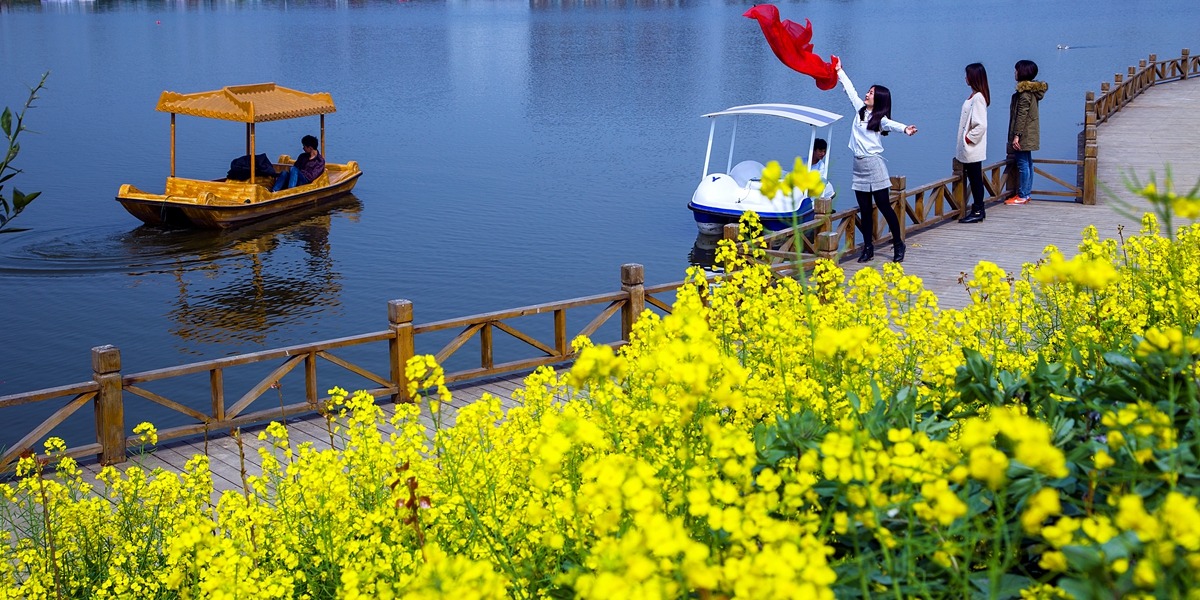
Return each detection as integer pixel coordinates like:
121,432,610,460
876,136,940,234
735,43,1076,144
117,83,362,229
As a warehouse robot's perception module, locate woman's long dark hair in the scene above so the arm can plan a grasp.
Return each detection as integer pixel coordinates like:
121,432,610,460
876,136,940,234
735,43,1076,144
858,85,892,135
966,63,990,106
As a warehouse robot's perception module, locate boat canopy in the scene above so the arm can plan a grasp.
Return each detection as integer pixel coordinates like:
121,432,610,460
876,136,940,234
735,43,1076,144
702,103,841,128
156,83,336,123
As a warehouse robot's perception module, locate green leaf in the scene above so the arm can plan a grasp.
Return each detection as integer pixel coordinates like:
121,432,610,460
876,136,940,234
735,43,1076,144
1056,578,1097,600
1061,544,1104,572
969,574,1032,600
13,190,37,211
1099,530,1140,562
846,390,861,411
1103,352,1137,370
1,108,11,137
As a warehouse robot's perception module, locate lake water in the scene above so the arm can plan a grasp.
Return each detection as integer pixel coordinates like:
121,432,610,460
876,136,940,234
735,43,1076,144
2,0,1198,448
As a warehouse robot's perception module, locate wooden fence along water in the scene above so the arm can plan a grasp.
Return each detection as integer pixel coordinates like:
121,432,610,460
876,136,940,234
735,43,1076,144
0,264,681,471
0,50,1193,471
1083,49,1199,208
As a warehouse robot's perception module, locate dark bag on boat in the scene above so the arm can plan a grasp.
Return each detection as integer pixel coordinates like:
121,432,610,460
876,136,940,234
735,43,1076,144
226,154,276,181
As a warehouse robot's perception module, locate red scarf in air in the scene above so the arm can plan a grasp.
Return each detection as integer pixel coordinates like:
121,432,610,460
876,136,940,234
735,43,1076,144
743,5,839,91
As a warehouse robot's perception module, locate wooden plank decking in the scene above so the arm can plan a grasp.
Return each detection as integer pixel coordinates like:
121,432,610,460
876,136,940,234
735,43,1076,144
842,76,1200,308
47,72,1200,493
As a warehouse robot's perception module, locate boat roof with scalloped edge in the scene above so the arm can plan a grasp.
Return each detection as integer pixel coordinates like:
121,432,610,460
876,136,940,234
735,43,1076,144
156,83,336,123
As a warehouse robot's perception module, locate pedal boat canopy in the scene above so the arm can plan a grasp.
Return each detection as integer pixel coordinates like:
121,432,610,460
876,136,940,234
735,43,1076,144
116,83,363,229
689,103,843,234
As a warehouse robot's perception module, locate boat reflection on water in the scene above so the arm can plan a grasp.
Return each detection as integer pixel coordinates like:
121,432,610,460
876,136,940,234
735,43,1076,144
688,232,723,271
126,195,362,350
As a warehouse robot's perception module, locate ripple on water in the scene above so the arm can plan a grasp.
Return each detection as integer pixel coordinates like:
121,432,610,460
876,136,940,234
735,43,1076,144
0,197,362,278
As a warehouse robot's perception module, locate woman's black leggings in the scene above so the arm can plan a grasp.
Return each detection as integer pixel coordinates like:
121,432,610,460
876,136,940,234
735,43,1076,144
964,160,984,211
855,188,902,248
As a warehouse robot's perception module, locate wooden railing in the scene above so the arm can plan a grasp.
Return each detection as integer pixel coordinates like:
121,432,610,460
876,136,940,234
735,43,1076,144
743,154,1083,264
1082,48,1196,204
0,264,684,470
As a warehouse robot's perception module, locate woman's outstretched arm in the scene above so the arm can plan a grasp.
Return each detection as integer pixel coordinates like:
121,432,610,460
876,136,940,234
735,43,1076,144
837,66,865,112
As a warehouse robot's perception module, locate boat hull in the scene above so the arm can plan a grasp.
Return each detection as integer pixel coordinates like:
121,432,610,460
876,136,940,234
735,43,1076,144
688,202,814,235
116,161,362,229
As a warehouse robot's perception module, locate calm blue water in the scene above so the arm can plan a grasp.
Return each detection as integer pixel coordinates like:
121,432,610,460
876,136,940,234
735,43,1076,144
2,0,1198,448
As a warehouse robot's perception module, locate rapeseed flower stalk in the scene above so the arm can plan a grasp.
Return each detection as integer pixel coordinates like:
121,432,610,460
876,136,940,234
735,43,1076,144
2,211,1200,599
759,158,825,200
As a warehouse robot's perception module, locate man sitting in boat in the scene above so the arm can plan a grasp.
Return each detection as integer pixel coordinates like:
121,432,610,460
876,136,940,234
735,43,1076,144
809,138,835,199
272,135,325,192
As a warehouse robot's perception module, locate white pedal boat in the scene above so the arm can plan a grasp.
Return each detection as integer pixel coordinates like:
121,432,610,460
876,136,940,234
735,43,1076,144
688,103,843,234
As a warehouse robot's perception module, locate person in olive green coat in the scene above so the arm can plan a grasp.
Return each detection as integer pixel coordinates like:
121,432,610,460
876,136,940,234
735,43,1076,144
1005,60,1048,205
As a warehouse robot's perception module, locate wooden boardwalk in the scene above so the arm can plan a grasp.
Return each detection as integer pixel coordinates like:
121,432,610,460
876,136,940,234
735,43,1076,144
42,68,1200,495
843,76,1200,308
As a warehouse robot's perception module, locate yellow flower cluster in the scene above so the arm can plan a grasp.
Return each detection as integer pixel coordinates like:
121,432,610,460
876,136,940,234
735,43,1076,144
2,210,1199,599
759,157,825,200
1137,325,1200,357
1139,180,1200,220
1034,249,1119,289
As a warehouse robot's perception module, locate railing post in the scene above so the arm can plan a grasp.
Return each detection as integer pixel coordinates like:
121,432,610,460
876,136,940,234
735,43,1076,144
1182,48,1191,80
1148,54,1158,84
481,323,493,371
304,352,318,405
889,175,906,242
210,368,225,421
1082,91,1097,205
1083,143,1098,206
813,195,833,218
620,263,645,342
816,232,839,260
554,309,567,357
722,222,739,242
813,195,834,235
1003,150,1018,199
92,345,125,465
951,158,965,218
388,299,415,403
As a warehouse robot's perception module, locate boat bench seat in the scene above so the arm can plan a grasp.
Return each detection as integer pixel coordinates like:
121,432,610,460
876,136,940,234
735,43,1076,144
730,160,767,187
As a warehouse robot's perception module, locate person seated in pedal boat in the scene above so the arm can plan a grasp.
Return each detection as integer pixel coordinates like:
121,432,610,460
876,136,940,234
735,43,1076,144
273,135,326,192
809,138,835,199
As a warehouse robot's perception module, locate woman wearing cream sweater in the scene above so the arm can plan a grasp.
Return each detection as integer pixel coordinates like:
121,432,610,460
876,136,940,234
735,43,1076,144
957,63,990,223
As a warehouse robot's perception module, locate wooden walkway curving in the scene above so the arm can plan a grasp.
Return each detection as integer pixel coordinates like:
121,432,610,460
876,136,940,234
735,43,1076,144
842,76,1200,308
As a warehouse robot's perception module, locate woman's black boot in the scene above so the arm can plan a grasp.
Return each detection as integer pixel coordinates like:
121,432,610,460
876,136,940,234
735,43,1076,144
959,206,985,224
857,245,874,263
893,242,906,263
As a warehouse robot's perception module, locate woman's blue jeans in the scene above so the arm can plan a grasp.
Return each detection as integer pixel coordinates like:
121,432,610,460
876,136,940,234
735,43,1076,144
272,166,311,192
1014,151,1033,198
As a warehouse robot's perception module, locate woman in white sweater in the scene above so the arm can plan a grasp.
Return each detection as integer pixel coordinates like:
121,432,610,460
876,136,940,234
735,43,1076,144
836,62,918,263
957,63,990,223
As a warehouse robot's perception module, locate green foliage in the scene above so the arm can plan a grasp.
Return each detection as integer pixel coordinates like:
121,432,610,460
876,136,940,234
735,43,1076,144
0,72,49,234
